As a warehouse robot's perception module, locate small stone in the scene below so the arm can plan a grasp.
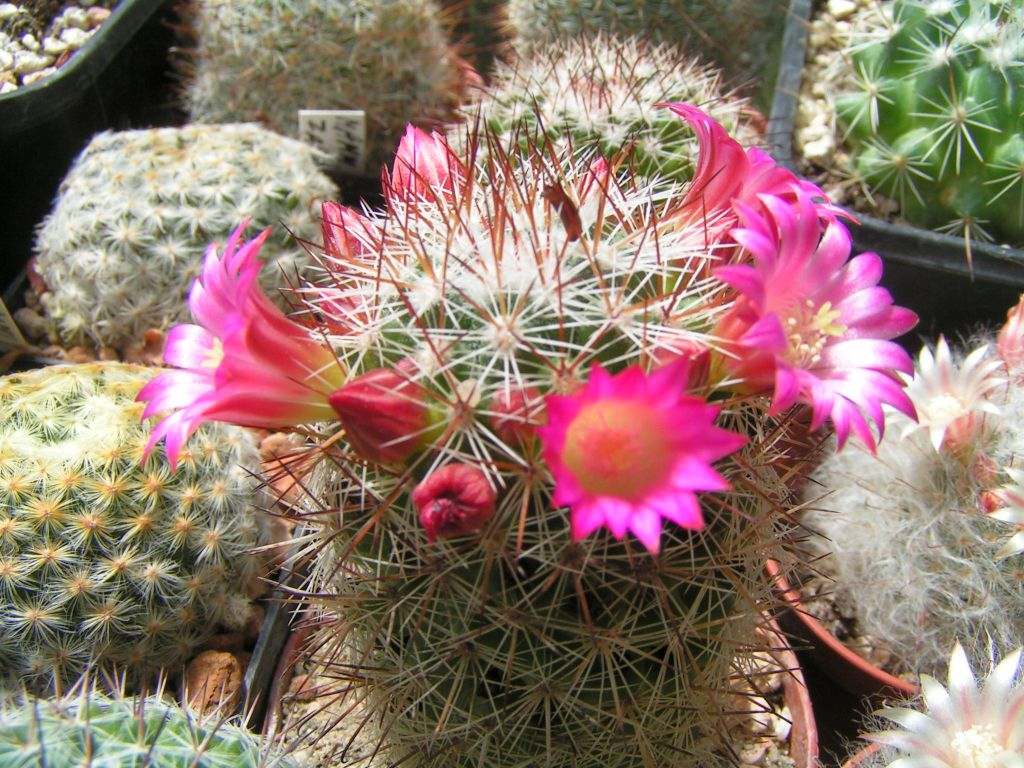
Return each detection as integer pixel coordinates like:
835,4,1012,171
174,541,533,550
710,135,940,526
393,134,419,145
12,50,52,76
287,672,319,703
64,346,96,363
0,48,13,70
183,650,246,715
827,0,858,20
97,346,119,361
22,67,54,85
19,33,39,52
42,36,69,56
61,8,91,31
0,78,16,92
738,739,770,766
85,7,112,28
59,27,91,49
13,307,46,340
121,328,165,365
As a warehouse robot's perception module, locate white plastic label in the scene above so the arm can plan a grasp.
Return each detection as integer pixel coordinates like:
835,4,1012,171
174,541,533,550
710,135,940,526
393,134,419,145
0,297,25,354
298,109,367,175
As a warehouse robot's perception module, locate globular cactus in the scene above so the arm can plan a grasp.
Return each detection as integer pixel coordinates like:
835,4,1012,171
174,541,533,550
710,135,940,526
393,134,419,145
465,33,760,182
802,330,1024,679
0,363,266,690
32,123,339,350
834,0,1024,246
0,683,298,767
182,0,470,175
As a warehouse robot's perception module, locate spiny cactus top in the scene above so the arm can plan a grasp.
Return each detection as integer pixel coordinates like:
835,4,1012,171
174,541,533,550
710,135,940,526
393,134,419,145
465,33,760,182
183,0,468,175
0,363,266,690
140,106,917,765
834,0,1024,246
0,684,298,768
32,123,339,349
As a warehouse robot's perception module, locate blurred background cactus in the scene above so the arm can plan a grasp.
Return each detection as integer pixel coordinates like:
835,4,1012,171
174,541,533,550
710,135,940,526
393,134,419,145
181,0,470,176
0,682,298,767
464,33,760,181
802,321,1024,679
0,363,267,690
503,0,788,110
833,0,1024,247
31,123,337,351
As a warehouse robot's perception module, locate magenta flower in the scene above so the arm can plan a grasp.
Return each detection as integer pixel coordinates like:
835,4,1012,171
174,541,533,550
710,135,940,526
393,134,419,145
713,189,918,450
389,125,465,201
138,222,345,468
538,361,746,554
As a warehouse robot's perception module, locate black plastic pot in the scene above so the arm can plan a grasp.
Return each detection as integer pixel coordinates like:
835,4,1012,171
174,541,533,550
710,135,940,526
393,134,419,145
0,0,182,294
768,0,1024,345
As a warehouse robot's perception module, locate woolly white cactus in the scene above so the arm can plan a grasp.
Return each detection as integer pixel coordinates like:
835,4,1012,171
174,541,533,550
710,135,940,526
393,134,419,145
466,33,760,182
183,0,469,174
32,123,338,349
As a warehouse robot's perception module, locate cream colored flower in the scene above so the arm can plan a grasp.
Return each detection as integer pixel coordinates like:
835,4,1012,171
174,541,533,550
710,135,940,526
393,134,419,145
990,467,1024,559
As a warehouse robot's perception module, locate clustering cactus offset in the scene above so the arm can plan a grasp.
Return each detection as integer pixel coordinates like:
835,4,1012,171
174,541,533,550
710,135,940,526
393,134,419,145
802,324,1024,679
465,33,760,182
0,683,299,767
182,0,468,175
140,102,918,766
0,363,266,690
834,0,1024,246
32,123,338,350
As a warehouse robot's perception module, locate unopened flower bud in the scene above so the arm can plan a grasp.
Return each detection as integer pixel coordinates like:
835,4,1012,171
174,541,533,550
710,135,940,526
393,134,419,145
647,337,711,391
390,125,464,200
488,387,543,445
412,464,496,543
329,365,432,463
998,293,1024,376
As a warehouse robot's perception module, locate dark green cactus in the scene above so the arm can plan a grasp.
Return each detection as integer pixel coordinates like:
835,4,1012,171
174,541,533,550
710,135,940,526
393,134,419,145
835,0,1024,247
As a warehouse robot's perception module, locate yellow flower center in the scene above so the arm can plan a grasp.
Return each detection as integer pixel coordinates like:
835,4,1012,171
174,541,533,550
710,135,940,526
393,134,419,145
785,300,846,368
562,401,672,500
204,338,225,369
950,723,1002,768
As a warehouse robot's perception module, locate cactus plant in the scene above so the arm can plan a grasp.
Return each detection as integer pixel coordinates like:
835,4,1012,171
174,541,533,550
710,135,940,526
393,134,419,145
833,0,1024,247
852,642,1024,768
0,363,267,690
31,123,338,350
0,682,299,767
182,0,469,175
465,33,760,182
801,324,1024,679
140,104,918,765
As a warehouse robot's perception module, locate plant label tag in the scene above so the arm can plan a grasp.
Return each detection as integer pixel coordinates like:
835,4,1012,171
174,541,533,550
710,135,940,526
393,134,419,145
298,110,367,175
0,298,25,354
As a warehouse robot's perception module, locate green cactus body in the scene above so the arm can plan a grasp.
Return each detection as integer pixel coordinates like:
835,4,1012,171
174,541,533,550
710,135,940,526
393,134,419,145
0,363,265,690
0,687,297,767
466,33,759,182
184,0,467,174
298,135,798,766
835,0,1024,245
32,124,339,349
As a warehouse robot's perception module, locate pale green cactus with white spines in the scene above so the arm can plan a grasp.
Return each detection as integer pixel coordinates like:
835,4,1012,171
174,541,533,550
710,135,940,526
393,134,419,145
0,363,266,690
184,0,468,175
834,0,1024,246
465,33,760,182
289,130,803,767
0,684,299,767
33,123,339,349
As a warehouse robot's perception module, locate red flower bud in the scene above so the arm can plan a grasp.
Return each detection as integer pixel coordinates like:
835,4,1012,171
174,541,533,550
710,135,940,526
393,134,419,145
412,464,496,543
328,365,431,463
488,387,543,445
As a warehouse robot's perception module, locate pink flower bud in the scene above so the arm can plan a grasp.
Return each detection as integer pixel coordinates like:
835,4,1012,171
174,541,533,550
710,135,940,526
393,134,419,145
998,294,1024,375
328,365,431,464
390,125,465,200
412,464,496,543
577,157,610,204
488,387,543,445
321,201,376,261
980,490,1005,515
646,337,711,391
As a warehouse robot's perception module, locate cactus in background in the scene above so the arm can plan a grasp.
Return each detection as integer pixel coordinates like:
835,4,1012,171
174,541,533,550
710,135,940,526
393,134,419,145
32,123,338,350
440,0,510,79
504,0,788,109
0,363,266,690
834,0,1024,247
465,33,760,182
183,0,469,175
802,324,1024,679
0,683,299,767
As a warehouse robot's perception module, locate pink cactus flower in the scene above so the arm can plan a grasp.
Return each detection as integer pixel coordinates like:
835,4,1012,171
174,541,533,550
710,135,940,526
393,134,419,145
389,125,465,201
998,293,1024,376
713,189,918,451
138,222,345,468
538,360,746,554
413,463,497,544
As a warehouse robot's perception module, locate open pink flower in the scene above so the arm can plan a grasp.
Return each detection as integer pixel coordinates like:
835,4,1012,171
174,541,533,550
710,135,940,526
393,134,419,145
138,221,345,468
713,189,918,450
538,361,746,554
389,125,465,201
